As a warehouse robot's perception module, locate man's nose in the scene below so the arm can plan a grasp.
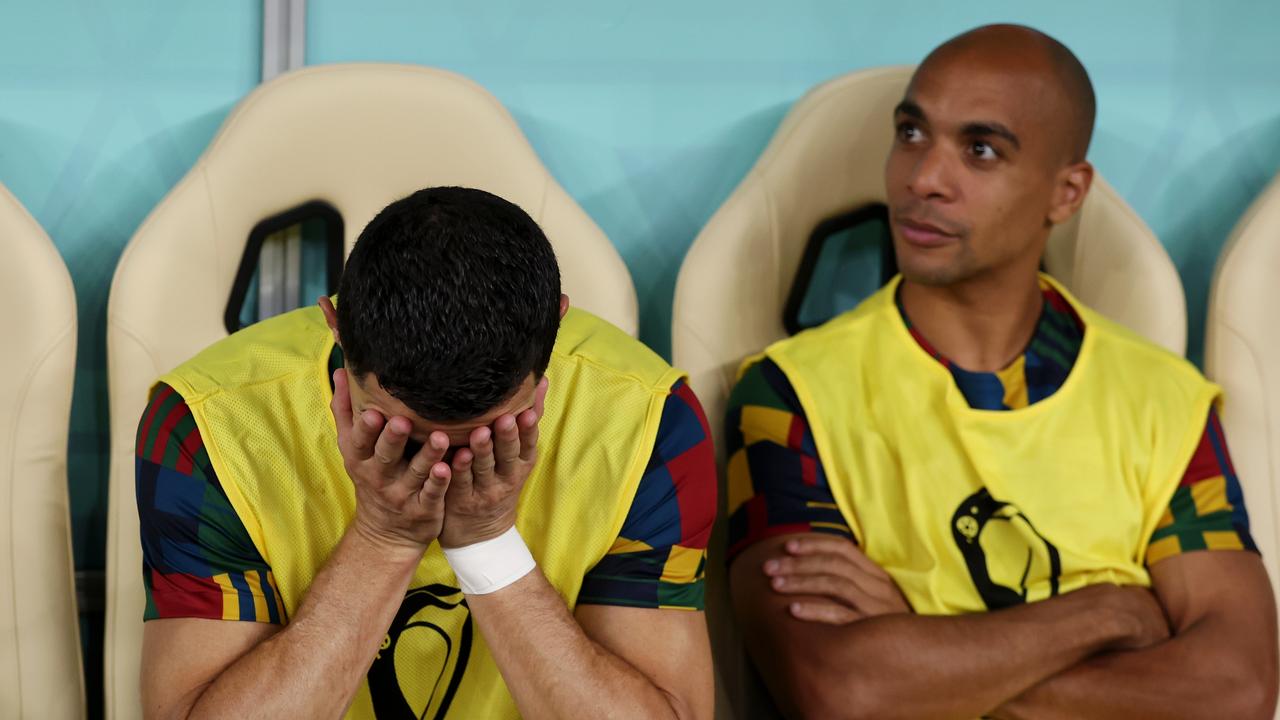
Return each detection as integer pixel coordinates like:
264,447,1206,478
907,144,956,202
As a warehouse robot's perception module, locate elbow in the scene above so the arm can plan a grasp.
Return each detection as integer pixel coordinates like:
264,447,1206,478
1219,656,1278,720
1245,667,1279,720
1229,680,1277,720
786,669,890,720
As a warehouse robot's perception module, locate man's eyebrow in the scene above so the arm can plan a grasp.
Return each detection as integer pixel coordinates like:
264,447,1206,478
894,100,926,121
962,121,1021,151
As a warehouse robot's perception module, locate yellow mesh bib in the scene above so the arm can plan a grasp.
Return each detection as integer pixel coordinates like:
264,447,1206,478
161,306,683,719
763,275,1218,615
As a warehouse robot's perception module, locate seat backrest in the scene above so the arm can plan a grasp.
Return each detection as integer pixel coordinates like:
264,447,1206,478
0,183,84,719
1205,174,1280,627
672,66,1186,719
104,63,637,720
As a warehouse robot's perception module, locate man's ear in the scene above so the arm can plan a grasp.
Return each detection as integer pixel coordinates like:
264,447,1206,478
559,293,570,320
318,296,341,346
1048,161,1094,226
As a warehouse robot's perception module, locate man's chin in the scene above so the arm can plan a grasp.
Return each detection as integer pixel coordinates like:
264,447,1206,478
898,261,967,288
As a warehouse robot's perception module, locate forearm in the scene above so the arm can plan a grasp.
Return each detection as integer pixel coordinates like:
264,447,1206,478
185,526,422,719
466,569,689,720
760,586,1138,720
997,616,1278,720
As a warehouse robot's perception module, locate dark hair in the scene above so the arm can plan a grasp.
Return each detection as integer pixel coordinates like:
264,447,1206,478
336,186,561,422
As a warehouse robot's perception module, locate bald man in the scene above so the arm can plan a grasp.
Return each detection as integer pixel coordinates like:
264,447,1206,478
726,25,1278,720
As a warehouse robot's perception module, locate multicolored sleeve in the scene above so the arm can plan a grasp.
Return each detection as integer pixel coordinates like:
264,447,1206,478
725,358,852,563
1146,408,1258,565
577,380,717,611
136,383,288,623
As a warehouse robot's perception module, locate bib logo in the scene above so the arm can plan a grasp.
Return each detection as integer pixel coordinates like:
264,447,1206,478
367,583,472,719
950,489,1062,609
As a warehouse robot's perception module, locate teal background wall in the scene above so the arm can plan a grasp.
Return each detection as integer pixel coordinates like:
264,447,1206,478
0,4,259,711
308,0,1280,362
0,0,261,570
0,1,1277,713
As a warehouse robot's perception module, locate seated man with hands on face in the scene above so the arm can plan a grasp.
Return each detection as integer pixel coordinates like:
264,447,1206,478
726,24,1278,720
135,186,716,719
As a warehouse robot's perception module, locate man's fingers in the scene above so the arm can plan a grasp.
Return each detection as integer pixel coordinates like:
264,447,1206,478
788,600,860,625
492,414,521,472
416,462,451,508
770,546,911,615
784,535,859,557
769,572,864,604
470,426,496,485
764,553,861,582
350,410,385,460
785,536,889,578
448,446,475,497
372,416,412,466
517,408,539,463
407,431,450,484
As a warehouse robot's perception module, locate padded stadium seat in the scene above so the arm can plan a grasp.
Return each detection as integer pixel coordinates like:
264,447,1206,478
0,183,84,718
104,63,638,720
671,66,1187,719
1205,173,1280,688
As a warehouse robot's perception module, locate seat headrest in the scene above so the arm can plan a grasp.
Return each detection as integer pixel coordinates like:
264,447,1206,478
1205,174,1280,599
0,182,84,718
110,63,635,382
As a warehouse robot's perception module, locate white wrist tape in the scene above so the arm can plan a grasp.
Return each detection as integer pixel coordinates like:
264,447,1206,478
442,526,536,595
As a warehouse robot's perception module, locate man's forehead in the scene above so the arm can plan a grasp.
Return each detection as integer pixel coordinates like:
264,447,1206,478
402,384,538,443
904,64,1060,148
350,369,539,441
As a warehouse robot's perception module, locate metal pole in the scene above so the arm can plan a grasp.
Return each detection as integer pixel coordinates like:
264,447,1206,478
259,0,307,319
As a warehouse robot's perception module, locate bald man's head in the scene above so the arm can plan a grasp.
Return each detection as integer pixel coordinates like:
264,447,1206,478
883,24,1097,289
920,24,1096,162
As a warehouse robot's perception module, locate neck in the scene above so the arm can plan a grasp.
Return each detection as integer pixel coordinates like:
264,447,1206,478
899,269,1044,372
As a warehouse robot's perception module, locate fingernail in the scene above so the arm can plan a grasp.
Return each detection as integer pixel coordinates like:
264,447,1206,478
772,577,785,588
763,560,778,574
786,540,800,552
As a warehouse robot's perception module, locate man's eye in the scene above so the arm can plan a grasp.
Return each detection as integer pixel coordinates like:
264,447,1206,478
897,122,922,143
971,141,998,160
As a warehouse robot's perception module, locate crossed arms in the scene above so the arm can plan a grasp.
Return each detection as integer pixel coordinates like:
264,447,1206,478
730,533,1278,720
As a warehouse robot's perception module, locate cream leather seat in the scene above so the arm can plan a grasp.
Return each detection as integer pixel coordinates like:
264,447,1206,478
671,66,1186,719
0,183,84,718
104,63,637,720
1205,174,1280,676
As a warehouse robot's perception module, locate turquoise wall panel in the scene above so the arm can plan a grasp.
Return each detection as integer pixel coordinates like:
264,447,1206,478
0,1,261,570
310,0,1280,363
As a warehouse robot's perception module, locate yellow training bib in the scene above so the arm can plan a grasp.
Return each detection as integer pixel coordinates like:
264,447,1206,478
161,306,684,719
762,275,1218,615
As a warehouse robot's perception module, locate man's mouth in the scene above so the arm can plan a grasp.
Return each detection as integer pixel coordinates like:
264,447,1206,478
895,217,961,248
